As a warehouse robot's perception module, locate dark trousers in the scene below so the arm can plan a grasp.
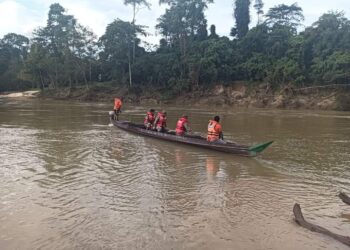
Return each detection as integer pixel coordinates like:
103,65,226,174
114,109,121,120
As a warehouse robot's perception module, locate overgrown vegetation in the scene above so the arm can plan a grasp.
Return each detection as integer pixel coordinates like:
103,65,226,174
0,1,349,93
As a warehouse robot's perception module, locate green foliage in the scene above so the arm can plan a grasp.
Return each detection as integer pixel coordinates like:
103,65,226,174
241,53,269,81
311,51,350,84
132,52,182,87
23,3,98,90
191,37,238,84
303,12,350,83
157,0,213,55
1,2,350,95
232,0,251,39
209,25,219,39
124,0,150,9
265,3,304,33
0,33,30,91
99,19,146,85
267,57,304,86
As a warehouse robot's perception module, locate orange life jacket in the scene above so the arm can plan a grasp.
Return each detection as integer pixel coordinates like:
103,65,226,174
207,120,222,142
175,117,188,135
156,112,167,128
114,98,122,110
144,111,155,125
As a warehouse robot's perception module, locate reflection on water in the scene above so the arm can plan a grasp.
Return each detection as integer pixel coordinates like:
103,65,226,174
205,156,220,181
0,99,350,249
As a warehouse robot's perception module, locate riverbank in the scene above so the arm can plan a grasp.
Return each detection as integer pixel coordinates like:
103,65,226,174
0,90,40,98
3,83,350,111
36,82,350,111
172,83,350,111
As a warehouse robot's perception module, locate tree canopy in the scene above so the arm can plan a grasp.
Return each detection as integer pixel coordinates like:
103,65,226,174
265,3,304,31
231,0,251,39
0,2,349,93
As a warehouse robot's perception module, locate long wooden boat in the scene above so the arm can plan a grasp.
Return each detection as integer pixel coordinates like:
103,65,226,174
110,117,273,157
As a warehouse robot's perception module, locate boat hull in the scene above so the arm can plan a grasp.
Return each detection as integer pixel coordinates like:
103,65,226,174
110,118,273,157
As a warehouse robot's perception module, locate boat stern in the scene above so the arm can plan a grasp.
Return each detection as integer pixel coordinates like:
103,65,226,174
248,141,274,156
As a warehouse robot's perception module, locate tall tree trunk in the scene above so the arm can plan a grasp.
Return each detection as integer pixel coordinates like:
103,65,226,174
129,60,132,88
79,63,88,89
39,70,45,90
54,58,58,87
132,2,136,64
89,61,92,82
84,72,89,89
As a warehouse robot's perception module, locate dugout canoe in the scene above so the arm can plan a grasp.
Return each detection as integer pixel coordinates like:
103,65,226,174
110,118,273,157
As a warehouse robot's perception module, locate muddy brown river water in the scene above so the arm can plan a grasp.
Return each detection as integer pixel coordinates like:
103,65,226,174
0,98,350,250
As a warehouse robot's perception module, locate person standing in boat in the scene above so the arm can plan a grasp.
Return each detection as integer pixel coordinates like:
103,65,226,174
144,109,155,130
207,116,225,143
175,115,192,136
153,110,167,132
113,97,123,120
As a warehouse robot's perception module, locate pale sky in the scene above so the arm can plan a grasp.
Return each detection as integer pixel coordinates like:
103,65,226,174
0,0,349,45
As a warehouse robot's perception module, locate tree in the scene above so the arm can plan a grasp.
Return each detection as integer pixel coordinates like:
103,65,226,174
0,33,30,91
253,0,264,25
209,24,219,39
157,0,213,56
124,0,150,65
124,0,150,24
1,33,29,57
306,11,350,58
231,0,251,39
265,3,304,32
99,19,146,86
25,44,50,89
69,24,98,87
32,3,77,87
311,51,350,84
156,0,213,88
303,12,350,83
27,3,98,89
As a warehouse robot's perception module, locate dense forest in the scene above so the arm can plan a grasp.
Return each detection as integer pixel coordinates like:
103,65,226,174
0,0,349,95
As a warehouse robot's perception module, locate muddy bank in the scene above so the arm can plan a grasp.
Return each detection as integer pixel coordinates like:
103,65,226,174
175,83,350,111
38,83,350,111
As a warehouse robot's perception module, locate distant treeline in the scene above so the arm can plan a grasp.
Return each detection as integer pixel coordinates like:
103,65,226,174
0,0,349,94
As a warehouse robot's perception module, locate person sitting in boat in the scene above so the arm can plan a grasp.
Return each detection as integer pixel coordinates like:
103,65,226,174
207,116,225,143
175,115,192,136
113,97,123,120
144,109,155,130
153,110,167,132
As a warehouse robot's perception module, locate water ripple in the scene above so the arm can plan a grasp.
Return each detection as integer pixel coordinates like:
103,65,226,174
1,101,350,249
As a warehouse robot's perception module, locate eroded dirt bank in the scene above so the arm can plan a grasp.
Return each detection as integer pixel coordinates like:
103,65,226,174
173,83,350,111
5,83,350,111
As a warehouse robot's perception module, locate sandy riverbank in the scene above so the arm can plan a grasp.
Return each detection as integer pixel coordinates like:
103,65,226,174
0,90,40,98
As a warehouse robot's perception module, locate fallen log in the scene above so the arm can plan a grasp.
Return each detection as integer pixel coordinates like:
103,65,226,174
339,192,350,205
293,203,350,247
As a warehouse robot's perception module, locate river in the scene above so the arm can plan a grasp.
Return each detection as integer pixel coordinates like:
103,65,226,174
0,98,350,250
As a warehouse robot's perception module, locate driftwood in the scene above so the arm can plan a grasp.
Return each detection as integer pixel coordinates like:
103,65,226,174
293,203,350,247
339,192,350,205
